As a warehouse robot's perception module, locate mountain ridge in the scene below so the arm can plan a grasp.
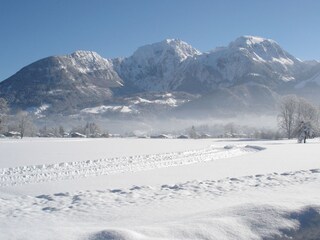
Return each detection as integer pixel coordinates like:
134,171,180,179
1,36,319,117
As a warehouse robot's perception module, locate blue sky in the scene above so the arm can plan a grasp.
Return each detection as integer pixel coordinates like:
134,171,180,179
1,0,320,80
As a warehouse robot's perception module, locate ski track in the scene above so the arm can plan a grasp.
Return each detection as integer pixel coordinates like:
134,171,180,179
0,168,319,219
3,143,319,221
0,145,261,187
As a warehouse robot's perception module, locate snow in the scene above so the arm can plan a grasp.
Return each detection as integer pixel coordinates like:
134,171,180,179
116,80,124,86
154,97,178,107
80,94,189,115
176,35,301,90
27,104,50,117
121,39,201,91
229,35,277,48
48,89,64,94
0,138,320,239
68,50,112,74
272,56,294,65
248,73,261,77
0,138,215,168
251,52,267,63
130,95,183,107
242,35,275,45
281,75,295,81
59,50,123,87
0,144,261,187
132,39,201,63
120,106,133,113
81,105,136,114
131,97,152,104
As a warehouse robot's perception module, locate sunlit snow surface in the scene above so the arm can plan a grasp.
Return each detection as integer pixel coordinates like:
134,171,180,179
0,138,320,240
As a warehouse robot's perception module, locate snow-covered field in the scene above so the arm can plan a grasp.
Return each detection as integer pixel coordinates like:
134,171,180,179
0,138,320,240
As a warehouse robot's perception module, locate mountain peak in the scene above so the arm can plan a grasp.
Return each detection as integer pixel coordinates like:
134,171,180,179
163,38,181,44
64,50,115,71
69,50,103,60
229,35,277,48
226,35,300,69
131,39,201,63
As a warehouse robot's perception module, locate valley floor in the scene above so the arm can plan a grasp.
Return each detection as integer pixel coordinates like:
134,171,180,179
0,138,319,240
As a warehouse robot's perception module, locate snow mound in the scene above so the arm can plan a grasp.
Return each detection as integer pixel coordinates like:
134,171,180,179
87,229,145,240
85,205,320,240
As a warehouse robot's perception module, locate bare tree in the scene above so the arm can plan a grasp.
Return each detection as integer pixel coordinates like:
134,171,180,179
295,121,312,143
224,122,238,138
17,111,33,139
84,122,101,137
188,125,198,139
278,95,320,139
59,125,65,137
296,98,319,128
278,95,299,139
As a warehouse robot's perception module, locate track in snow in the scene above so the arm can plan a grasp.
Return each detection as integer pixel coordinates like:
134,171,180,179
0,145,262,187
0,168,319,218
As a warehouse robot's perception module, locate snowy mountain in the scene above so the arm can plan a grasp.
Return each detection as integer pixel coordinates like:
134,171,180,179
174,36,308,93
0,51,123,113
0,36,319,117
117,39,201,92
